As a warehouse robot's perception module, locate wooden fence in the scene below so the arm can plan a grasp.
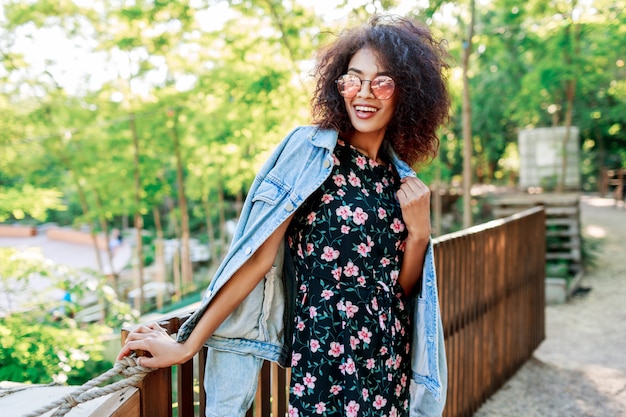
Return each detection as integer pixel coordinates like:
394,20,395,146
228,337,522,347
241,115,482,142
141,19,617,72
121,206,546,417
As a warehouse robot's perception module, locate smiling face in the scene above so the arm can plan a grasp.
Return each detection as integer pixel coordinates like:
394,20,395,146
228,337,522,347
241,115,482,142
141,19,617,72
343,48,398,147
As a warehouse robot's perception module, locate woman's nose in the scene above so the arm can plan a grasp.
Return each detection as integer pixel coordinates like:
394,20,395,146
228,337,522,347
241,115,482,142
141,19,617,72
356,80,375,98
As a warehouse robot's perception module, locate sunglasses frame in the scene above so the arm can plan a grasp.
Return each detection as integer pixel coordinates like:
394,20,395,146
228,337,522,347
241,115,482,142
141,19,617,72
335,73,396,100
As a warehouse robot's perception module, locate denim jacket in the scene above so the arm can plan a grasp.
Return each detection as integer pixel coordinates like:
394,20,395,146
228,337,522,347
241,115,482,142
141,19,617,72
177,125,447,417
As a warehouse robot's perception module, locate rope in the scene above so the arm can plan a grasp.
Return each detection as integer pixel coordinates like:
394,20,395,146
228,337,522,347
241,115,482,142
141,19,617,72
22,355,155,417
0,383,57,399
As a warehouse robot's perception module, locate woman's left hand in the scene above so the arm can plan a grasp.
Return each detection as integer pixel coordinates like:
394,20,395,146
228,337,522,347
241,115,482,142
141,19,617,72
396,176,432,242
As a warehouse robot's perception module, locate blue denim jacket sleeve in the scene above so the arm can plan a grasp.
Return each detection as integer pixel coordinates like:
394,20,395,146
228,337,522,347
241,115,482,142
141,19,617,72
409,240,447,417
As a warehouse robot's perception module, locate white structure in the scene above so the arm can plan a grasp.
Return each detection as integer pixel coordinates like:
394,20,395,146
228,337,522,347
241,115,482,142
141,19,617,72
518,126,580,190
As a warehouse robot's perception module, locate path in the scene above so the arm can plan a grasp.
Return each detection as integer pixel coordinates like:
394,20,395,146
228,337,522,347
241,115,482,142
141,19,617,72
474,196,626,417
0,232,131,314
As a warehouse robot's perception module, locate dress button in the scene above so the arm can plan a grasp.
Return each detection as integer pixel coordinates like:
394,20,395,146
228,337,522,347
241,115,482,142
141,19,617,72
285,202,294,212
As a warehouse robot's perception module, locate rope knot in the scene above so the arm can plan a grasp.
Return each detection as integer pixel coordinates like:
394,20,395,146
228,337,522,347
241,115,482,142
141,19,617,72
63,394,80,408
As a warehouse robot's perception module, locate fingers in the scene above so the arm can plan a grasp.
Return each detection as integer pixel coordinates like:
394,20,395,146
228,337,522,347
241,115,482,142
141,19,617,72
397,176,430,205
117,322,168,361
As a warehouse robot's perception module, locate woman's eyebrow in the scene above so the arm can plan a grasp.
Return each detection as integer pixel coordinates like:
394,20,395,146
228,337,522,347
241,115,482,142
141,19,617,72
347,67,391,76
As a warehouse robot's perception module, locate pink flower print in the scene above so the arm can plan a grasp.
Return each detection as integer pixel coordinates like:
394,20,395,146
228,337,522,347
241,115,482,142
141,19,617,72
395,383,403,397
395,318,402,333
352,207,368,225
303,372,317,389
361,188,370,197
390,270,399,284
292,383,305,397
299,284,307,292
357,242,371,257
371,297,379,311
330,385,342,395
348,171,361,187
333,154,340,166
337,189,345,197
401,373,408,387
321,246,340,262
390,406,399,417
315,402,327,414
328,341,344,357
332,267,342,280
345,400,360,417
321,289,333,300
385,357,395,368
362,388,369,401
391,218,405,233
397,239,406,252
357,276,366,286
338,139,345,146
373,395,388,410
291,352,302,366
310,339,320,353
388,372,393,381
379,313,387,330
380,257,391,267
380,346,388,355
297,244,304,259
343,262,359,277
306,243,314,256
340,358,356,375
344,301,359,318
321,193,334,204
288,405,299,417
306,212,316,225
349,335,360,349
378,207,387,219
355,155,367,169
336,205,353,220
375,182,384,194
333,174,346,187
366,358,376,369
296,319,305,331
309,306,317,318
382,177,389,186
341,225,351,234
358,327,372,344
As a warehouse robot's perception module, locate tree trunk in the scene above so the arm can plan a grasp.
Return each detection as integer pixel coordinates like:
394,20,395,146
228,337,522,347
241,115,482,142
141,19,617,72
169,108,193,289
462,0,476,228
94,189,118,294
217,177,227,261
129,112,144,313
75,180,103,273
558,11,581,192
152,206,166,310
202,190,218,264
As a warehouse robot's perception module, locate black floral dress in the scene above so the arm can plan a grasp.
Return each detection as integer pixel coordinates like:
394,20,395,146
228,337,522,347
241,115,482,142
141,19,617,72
287,139,412,417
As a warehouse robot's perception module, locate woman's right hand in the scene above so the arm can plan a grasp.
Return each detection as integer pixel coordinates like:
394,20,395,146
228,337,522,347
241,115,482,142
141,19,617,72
117,322,193,368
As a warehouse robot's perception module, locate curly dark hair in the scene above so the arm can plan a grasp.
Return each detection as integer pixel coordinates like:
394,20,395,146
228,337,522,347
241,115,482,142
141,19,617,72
311,15,451,166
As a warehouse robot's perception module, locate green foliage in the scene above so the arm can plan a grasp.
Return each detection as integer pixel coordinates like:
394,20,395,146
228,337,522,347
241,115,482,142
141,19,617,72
0,185,66,222
0,314,112,385
0,246,137,384
0,0,625,238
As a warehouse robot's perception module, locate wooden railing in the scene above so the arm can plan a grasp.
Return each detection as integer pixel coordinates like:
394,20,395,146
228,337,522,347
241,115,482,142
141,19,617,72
121,206,546,417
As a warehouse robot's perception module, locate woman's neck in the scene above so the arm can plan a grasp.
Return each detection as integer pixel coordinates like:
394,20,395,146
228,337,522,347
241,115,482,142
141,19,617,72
346,131,385,163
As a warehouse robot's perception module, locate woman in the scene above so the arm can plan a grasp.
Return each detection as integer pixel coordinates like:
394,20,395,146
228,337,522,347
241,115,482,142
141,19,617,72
118,15,450,417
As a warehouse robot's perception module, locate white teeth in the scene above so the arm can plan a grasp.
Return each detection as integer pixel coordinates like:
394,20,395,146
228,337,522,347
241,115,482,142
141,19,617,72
355,106,377,112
